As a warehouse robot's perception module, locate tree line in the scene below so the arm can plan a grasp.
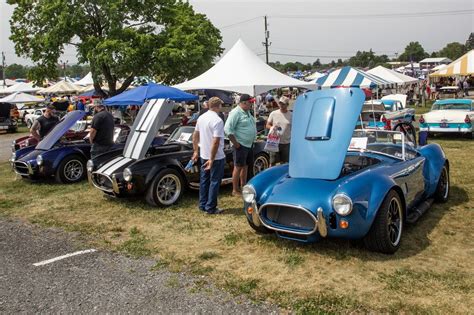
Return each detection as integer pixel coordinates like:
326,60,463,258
270,32,474,73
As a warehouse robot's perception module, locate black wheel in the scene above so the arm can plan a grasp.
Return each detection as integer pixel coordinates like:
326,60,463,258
393,122,417,146
55,155,86,184
434,164,449,203
364,190,404,254
146,168,184,207
251,152,269,177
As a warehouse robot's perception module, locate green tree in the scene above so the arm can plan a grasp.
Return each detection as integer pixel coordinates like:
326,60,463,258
398,41,428,62
437,42,466,60
348,50,389,68
464,32,474,51
312,58,321,68
8,0,222,96
5,63,28,79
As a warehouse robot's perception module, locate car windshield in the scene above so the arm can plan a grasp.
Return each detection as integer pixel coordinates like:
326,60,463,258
349,129,416,160
431,103,471,111
167,126,195,144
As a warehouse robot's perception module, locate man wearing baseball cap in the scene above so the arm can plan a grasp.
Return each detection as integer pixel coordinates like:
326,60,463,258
30,105,59,141
224,94,257,196
192,97,226,214
266,96,292,166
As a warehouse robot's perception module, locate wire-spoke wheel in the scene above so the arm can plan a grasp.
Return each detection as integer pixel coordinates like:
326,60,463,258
56,155,86,184
252,153,269,177
434,164,449,203
146,168,184,207
364,190,404,254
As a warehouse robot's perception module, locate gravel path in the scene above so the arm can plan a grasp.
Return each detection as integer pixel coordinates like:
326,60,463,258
0,219,278,313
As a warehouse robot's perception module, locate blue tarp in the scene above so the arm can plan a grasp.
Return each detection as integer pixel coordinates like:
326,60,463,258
103,83,198,106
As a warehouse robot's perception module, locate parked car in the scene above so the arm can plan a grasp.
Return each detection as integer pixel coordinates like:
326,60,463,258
0,103,18,133
357,100,416,144
419,99,473,138
242,88,449,254
10,111,131,184
24,108,46,128
438,86,463,99
88,99,270,207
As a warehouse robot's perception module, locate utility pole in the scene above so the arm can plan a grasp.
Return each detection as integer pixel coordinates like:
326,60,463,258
60,59,68,78
1,52,6,86
262,16,271,64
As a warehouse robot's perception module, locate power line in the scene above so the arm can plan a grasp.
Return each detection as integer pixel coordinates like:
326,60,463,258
220,16,262,29
270,9,474,20
267,52,397,59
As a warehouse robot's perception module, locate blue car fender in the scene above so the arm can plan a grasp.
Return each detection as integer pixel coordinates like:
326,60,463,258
14,145,35,160
45,147,90,170
248,164,289,204
419,143,448,196
336,170,405,238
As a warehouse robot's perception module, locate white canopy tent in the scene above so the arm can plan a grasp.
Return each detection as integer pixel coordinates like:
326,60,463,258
2,82,42,94
174,39,316,95
305,71,325,81
75,72,94,86
39,80,82,94
0,92,44,103
0,79,17,86
367,66,418,85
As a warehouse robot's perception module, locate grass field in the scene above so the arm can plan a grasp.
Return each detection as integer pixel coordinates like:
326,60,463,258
0,137,473,313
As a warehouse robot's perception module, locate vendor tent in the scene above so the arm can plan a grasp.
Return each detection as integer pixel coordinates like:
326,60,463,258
430,50,474,77
2,82,41,94
305,71,325,81
103,82,198,106
39,80,82,94
174,39,316,95
0,92,44,103
367,66,418,85
316,66,395,89
75,72,94,86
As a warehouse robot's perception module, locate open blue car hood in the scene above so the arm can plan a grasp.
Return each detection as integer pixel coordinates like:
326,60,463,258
36,110,86,151
289,88,365,180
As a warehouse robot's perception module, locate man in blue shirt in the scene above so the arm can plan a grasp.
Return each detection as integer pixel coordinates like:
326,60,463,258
224,94,257,196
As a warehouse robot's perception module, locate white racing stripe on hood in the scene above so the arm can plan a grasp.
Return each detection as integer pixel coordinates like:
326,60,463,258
97,156,127,174
100,157,133,176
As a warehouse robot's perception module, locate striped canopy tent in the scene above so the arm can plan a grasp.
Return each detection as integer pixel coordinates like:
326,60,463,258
430,50,474,77
316,66,395,89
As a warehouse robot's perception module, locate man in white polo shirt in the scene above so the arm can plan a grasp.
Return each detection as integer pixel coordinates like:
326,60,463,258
192,97,226,214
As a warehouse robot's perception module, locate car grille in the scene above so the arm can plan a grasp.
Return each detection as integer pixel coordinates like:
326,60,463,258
14,161,30,175
92,173,114,192
260,204,317,235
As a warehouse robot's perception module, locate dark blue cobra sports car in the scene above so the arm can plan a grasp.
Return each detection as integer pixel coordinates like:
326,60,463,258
10,110,131,184
242,88,449,254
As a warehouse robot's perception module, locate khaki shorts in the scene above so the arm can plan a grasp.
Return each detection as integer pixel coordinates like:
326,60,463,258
269,143,290,164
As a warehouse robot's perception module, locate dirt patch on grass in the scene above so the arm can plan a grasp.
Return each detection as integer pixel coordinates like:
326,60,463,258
1,138,473,313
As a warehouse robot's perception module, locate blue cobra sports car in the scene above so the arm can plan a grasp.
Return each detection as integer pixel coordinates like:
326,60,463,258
242,88,450,254
10,110,130,184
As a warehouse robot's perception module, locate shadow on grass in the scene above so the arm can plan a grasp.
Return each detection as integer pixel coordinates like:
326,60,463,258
233,184,469,261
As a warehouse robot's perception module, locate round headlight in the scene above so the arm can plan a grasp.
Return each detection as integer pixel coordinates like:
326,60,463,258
36,155,43,166
242,185,256,203
86,160,94,172
10,152,16,162
123,168,132,182
332,194,353,216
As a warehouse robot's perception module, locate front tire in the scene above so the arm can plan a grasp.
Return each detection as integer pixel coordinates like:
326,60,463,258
145,168,184,207
434,164,449,203
364,190,404,254
55,155,86,184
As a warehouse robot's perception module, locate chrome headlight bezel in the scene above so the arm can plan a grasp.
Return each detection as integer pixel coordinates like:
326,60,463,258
36,154,43,166
86,160,94,172
332,193,353,216
242,185,256,203
123,168,132,182
10,152,16,163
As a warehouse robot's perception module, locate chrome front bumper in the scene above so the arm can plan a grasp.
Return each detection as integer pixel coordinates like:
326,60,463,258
90,171,121,194
13,161,33,176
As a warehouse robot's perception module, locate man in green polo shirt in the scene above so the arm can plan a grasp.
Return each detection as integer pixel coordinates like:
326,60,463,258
224,94,257,196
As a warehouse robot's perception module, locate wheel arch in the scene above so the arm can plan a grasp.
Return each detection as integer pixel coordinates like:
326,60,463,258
144,158,188,188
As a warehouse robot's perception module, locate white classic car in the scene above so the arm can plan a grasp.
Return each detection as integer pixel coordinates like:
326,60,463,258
419,99,473,137
24,108,46,128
